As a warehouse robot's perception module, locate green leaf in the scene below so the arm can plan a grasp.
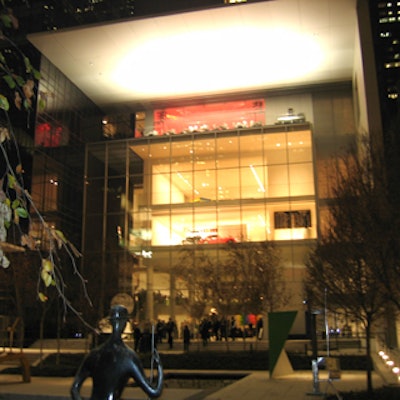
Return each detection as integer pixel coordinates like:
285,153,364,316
3,75,16,89
55,230,67,243
0,14,12,28
11,199,20,209
0,95,9,111
38,97,46,111
4,220,10,229
42,259,53,272
38,292,48,302
15,207,28,218
0,52,6,64
14,75,25,87
24,57,32,73
7,173,16,189
23,99,31,110
41,269,53,287
32,68,41,80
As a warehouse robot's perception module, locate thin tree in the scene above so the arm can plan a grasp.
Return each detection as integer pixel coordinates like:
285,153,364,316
305,143,390,395
174,241,288,318
222,241,288,315
174,247,212,320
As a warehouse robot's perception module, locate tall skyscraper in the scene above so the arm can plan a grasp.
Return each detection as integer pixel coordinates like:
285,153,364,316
369,1,400,128
366,1,400,203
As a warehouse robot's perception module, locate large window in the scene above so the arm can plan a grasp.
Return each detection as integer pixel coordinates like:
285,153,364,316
130,127,316,246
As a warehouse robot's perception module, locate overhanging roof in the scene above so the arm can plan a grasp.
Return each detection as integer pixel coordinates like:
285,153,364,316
28,0,357,113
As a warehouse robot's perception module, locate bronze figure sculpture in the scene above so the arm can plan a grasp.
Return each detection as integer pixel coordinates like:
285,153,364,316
71,305,163,400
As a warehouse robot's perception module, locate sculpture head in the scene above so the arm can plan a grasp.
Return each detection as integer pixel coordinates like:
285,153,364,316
108,305,129,335
109,304,128,320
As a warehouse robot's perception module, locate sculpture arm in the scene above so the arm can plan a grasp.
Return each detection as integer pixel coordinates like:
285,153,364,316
131,349,164,398
70,361,91,400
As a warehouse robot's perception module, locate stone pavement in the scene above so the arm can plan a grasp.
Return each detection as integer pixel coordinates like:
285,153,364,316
0,369,387,400
0,338,396,400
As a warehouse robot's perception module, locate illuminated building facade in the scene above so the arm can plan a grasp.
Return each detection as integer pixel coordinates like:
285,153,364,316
80,85,355,331
25,0,385,332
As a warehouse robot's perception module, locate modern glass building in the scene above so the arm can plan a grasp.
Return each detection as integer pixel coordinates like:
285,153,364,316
25,0,385,333
81,85,356,332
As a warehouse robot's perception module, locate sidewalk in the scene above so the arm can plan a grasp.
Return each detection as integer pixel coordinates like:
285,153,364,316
0,339,395,400
0,369,386,400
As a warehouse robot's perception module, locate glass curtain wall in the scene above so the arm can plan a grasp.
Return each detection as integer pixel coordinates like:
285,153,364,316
130,127,316,248
84,125,316,319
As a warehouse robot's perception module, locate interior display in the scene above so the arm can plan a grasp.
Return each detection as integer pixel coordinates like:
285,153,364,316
151,99,265,136
130,122,317,246
276,108,306,124
182,228,217,244
198,234,237,244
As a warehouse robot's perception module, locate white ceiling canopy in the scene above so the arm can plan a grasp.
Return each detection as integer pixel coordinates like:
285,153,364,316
28,0,357,113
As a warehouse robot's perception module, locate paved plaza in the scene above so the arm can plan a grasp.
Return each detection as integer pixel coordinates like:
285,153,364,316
0,339,396,400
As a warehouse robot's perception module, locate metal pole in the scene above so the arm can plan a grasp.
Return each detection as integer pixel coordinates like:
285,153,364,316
325,288,329,357
150,323,155,383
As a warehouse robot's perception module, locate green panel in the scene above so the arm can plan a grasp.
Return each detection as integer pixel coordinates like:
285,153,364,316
268,311,297,375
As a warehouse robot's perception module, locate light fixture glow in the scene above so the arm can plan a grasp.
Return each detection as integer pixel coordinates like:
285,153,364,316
112,26,323,98
250,164,265,193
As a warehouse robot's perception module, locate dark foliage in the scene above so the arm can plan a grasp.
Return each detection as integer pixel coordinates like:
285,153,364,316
1,351,370,376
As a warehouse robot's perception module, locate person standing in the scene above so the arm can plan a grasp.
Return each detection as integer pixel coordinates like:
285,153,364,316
156,319,164,344
220,316,228,341
166,317,175,349
230,316,236,341
200,318,210,346
133,322,141,352
256,316,264,340
183,325,190,352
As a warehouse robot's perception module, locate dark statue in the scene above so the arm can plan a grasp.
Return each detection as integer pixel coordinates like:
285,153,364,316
71,305,163,400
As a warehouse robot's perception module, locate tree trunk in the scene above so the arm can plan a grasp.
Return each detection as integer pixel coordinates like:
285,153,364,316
38,305,48,368
365,321,373,395
56,300,62,365
11,256,25,349
385,305,398,349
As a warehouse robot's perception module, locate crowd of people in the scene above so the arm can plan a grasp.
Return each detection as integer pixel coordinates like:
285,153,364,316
103,313,264,354
131,317,178,352
198,314,264,345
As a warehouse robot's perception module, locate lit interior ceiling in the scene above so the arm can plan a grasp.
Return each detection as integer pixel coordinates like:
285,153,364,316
130,130,312,200
27,0,357,113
